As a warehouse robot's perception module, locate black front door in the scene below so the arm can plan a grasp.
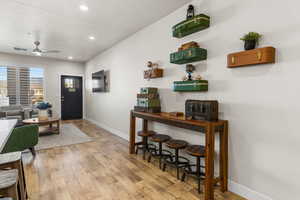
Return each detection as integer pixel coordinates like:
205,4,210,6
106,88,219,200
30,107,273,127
61,75,83,120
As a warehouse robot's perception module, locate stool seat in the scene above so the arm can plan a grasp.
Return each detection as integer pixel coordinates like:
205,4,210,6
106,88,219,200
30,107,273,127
186,145,206,157
150,134,171,143
138,130,156,137
0,169,18,189
166,139,188,149
0,152,22,165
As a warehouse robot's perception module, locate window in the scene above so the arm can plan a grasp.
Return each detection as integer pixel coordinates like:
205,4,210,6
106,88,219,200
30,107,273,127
0,66,44,106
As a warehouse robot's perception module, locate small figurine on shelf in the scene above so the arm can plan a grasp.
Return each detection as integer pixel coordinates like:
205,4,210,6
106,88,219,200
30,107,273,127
174,65,208,92
186,64,196,81
186,5,195,20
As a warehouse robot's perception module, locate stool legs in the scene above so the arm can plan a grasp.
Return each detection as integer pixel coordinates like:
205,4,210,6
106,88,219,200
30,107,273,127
181,156,205,193
162,149,189,180
135,137,156,160
148,142,172,169
142,136,148,160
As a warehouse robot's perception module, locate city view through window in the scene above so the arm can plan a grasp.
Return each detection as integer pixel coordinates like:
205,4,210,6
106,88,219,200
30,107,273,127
0,66,44,106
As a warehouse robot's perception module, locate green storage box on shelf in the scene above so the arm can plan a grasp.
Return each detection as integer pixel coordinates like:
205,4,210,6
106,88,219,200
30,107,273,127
140,87,158,94
172,14,210,38
173,80,208,92
170,47,207,64
137,98,160,108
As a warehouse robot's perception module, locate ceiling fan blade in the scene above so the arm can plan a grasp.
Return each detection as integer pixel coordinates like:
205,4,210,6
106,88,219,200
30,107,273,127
14,47,28,51
42,50,60,53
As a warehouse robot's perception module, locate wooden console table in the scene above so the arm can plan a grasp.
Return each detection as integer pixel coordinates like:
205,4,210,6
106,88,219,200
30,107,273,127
129,111,228,200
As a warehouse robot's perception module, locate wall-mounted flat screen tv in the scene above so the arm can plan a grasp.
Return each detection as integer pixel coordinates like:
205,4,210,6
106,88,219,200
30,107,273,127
92,70,107,92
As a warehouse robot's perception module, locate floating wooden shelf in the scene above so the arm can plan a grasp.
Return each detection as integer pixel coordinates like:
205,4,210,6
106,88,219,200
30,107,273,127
144,68,163,79
227,47,276,68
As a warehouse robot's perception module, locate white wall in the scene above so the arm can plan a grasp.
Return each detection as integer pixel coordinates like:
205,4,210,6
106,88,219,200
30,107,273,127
85,0,300,199
0,53,85,116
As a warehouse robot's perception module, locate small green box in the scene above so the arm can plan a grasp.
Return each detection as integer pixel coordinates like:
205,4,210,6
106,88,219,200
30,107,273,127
140,87,158,94
172,14,210,38
173,80,208,92
137,98,160,108
170,47,207,64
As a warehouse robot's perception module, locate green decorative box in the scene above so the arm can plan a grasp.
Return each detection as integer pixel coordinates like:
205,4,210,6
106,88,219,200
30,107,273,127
173,80,208,92
172,14,210,38
170,47,207,64
137,98,161,108
140,87,158,94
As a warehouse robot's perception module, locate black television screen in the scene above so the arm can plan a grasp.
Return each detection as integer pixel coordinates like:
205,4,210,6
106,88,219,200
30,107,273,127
92,70,106,92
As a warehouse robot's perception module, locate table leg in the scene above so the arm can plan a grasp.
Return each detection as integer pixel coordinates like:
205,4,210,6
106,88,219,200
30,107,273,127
220,121,228,192
205,124,215,200
57,120,60,134
129,111,136,154
142,119,148,132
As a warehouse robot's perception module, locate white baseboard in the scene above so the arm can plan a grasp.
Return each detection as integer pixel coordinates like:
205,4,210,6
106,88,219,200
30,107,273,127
85,118,273,200
229,180,272,200
86,118,129,141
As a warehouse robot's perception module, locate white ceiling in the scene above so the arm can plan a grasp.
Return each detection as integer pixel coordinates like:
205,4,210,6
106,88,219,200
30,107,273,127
0,0,190,62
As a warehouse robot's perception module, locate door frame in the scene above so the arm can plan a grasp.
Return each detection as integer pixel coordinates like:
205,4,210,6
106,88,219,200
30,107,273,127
59,73,85,119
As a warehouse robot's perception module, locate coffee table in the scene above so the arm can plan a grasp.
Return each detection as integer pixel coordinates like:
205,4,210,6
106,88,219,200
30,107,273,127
22,117,60,135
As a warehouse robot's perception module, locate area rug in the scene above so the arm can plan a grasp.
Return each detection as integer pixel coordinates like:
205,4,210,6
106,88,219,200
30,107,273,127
35,124,93,150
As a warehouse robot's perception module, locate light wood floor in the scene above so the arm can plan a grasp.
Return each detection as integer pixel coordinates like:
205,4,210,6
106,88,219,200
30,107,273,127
23,120,246,200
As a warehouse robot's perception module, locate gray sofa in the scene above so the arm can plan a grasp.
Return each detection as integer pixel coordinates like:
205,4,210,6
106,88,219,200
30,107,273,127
0,105,25,121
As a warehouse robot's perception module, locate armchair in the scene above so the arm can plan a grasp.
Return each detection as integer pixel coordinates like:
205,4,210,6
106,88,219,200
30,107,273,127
1,125,39,156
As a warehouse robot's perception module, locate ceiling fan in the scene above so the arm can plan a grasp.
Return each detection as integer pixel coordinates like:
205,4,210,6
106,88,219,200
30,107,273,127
14,41,60,56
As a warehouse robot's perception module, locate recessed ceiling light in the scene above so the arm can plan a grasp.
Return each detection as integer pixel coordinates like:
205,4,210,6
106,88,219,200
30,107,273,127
79,4,89,11
68,56,73,60
89,36,95,40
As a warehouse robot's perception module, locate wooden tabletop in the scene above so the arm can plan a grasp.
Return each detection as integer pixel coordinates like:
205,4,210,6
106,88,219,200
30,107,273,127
0,119,17,153
131,111,227,132
23,117,60,125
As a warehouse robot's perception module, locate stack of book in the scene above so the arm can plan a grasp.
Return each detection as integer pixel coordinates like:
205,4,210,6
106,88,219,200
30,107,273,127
134,87,161,113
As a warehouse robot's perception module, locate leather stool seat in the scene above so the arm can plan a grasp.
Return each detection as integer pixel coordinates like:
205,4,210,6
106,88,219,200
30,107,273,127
186,145,206,157
166,139,188,149
150,134,171,143
137,130,156,137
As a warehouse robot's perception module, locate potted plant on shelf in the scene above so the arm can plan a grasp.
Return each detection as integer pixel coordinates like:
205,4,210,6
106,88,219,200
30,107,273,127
240,32,262,50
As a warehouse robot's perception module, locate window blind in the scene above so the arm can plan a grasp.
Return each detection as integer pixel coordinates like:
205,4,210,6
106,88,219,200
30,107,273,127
0,66,44,106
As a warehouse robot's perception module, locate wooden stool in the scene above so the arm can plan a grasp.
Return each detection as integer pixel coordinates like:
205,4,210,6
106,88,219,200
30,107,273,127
162,139,190,179
135,130,157,160
0,169,19,200
181,145,206,193
0,152,26,200
148,134,173,169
